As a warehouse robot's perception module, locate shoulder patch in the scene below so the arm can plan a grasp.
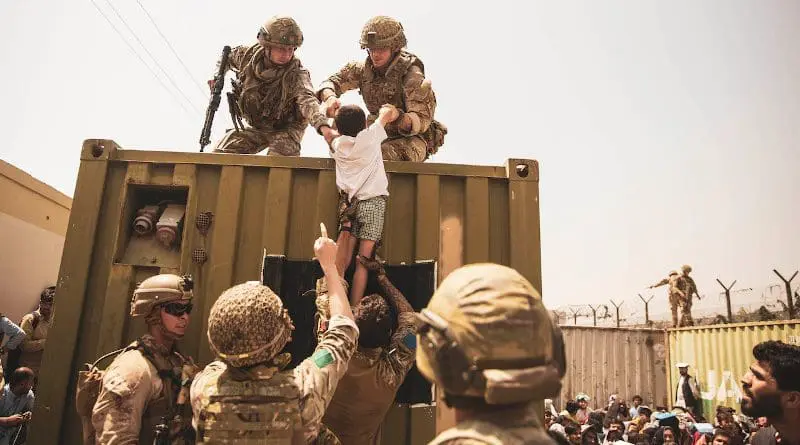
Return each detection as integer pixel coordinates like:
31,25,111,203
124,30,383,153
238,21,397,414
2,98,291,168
402,333,417,350
312,348,335,369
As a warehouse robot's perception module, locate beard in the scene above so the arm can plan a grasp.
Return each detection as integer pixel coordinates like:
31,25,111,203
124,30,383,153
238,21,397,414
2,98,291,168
741,391,783,418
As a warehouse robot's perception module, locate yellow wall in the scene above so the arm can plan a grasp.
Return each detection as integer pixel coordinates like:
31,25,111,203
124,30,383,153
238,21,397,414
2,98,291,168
0,160,71,324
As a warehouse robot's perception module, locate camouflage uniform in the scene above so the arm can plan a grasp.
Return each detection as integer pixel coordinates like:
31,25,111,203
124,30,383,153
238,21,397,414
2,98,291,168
317,16,446,162
319,267,418,445
212,16,329,156
91,274,197,445
416,264,565,445
652,271,687,328
679,265,699,327
190,281,359,444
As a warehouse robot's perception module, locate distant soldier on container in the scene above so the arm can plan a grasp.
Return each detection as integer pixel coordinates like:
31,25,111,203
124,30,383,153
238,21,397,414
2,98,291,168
209,16,337,155
90,274,198,444
649,270,686,327
416,263,566,445
317,16,447,162
679,265,701,327
190,225,359,444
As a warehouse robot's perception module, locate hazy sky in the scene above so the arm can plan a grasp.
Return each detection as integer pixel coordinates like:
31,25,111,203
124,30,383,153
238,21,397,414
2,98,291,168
1,1,798,320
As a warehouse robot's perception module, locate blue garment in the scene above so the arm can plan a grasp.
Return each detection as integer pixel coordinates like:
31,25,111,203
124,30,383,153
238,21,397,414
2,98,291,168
0,317,25,351
0,384,34,444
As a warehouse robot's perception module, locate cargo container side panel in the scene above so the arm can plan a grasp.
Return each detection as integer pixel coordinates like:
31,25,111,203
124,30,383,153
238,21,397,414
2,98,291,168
382,174,416,264
233,167,270,284
667,322,800,420
414,175,439,262
488,179,509,266
263,167,293,255
287,170,322,260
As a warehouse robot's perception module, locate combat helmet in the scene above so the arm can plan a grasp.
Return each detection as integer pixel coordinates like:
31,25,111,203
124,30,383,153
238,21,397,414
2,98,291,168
258,16,304,48
681,264,692,273
669,270,678,276
416,263,566,406
360,16,407,50
207,282,294,368
130,274,193,317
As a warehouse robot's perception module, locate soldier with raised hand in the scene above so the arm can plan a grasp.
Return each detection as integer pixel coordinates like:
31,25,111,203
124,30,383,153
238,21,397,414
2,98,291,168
321,256,418,445
416,263,566,445
91,274,198,445
649,270,687,328
317,16,447,162
210,16,337,155
190,223,359,444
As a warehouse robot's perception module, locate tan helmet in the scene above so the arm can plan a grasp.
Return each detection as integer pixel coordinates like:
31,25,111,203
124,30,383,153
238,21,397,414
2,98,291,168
669,270,678,276
257,16,303,48
130,274,193,317
207,282,294,368
416,264,565,406
359,16,407,50
681,264,692,273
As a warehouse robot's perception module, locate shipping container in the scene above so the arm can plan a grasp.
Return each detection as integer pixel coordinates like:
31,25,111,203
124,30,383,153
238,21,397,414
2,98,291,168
29,139,542,445
666,320,800,420
554,326,669,411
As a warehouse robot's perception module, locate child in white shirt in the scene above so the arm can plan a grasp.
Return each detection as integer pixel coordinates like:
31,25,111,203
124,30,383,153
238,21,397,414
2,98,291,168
324,103,399,305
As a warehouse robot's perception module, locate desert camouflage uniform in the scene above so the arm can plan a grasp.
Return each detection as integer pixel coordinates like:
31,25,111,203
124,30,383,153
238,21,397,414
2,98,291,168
191,282,358,444
317,17,445,162
679,266,699,327
430,405,554,445
91,335,194,445
319,273,417,445
213,18,329,156
653,272,688,327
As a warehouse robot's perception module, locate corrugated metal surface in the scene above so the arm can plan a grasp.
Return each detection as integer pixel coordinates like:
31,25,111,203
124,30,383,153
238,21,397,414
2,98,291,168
29,139,542,445
557,326,668,410
667,320,800,421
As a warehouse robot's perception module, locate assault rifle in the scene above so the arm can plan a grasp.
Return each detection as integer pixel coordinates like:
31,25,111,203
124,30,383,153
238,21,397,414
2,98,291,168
199,45,232,152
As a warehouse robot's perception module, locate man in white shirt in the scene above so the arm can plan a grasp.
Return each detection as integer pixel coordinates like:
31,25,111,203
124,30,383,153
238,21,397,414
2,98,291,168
674,362,701,416
324,103,400,305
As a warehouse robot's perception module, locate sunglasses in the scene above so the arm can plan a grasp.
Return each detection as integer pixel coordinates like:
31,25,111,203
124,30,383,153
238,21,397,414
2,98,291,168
163,302,193,316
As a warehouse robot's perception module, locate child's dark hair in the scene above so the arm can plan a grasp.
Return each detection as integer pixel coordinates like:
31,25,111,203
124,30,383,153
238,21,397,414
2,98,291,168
335,105,367,137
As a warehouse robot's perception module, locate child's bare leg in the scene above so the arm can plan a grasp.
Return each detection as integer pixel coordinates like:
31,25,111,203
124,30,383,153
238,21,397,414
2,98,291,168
351,239,376,306
335,225,355,277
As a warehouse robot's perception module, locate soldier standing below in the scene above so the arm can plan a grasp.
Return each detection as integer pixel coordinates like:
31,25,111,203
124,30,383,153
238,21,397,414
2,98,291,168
210,16,337,155
91,274,198,444
190,225,359,444
416,263,566,444
649,270,686,328
679,265,701,327
317,16,447,162
321,256,418,445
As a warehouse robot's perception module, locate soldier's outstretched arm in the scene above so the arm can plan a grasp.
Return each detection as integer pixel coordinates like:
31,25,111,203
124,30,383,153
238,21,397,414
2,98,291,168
651,278,669,288
317,62,364,102
398,69,434,136
358,256,413,314
295,69,334,134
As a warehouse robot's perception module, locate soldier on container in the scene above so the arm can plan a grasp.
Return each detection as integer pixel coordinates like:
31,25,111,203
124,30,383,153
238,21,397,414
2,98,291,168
210,16,337,155
416,263,566,445
317,16,447,162
190,225,359,444
320,256,418,445
649,270,687,327
91,274,198,444
679,265,701,327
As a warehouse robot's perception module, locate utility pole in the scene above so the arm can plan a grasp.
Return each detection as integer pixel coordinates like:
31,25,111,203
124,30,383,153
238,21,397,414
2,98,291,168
638,293,654,326
716,279,737,323
610,299,624,328
773,269,798,319
588,305,600,326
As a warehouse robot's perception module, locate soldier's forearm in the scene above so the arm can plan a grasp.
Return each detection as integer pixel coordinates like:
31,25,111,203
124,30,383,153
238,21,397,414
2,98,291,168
319,88,336,101
377,275,414,314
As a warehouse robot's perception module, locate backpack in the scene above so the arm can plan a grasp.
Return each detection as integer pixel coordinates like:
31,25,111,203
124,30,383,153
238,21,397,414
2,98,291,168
75,344,138,445
3,312,40,377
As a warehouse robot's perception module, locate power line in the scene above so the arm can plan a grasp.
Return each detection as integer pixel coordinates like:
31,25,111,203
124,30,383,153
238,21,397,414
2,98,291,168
134,0,208,97
102,0,202,116
90,0,195,118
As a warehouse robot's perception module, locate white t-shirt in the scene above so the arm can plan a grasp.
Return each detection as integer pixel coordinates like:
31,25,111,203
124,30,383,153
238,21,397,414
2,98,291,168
331,122,389,201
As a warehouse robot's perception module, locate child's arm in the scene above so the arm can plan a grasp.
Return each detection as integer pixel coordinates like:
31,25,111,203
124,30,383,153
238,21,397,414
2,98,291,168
377,104,401,127
324,128,340,152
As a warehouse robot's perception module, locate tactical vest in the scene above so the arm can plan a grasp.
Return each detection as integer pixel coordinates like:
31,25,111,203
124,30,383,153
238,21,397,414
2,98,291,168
235,44,303,130
197,369,303,444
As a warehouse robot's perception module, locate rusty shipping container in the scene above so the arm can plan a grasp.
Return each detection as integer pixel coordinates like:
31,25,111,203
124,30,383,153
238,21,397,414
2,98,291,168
29,140,543,445
666,320,800,420
555,326,669,410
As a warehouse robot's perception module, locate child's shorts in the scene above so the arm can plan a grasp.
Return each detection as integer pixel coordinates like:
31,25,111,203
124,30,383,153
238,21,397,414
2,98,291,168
353,195,387,241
